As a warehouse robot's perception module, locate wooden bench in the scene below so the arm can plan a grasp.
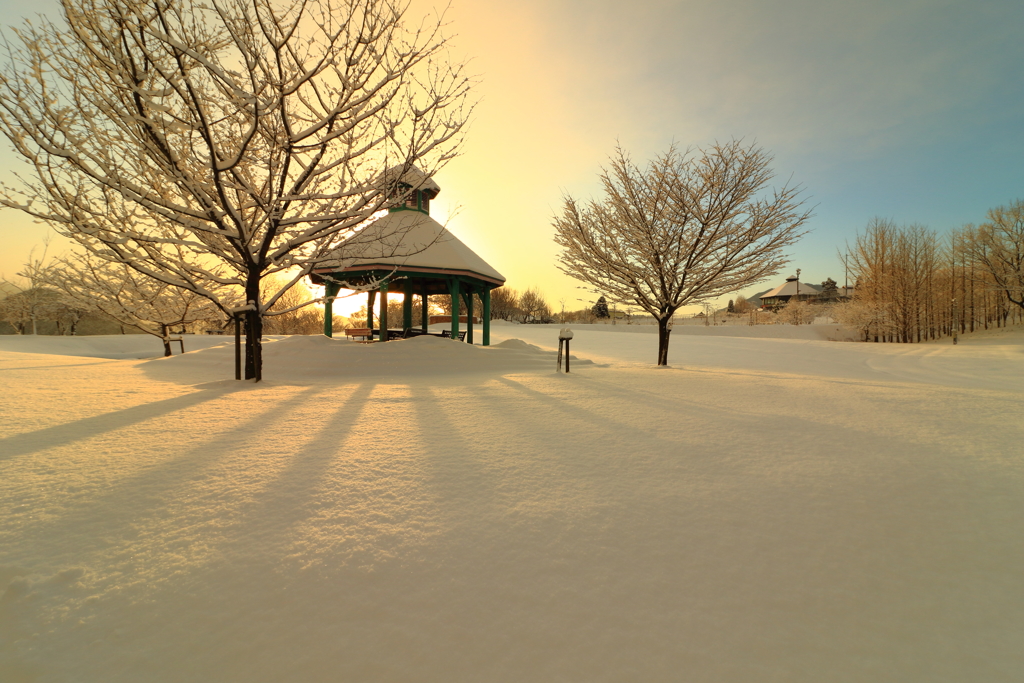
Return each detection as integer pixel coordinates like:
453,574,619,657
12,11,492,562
440,329,467,341
167,336,185,354
344,327,374,342
386,329,434,340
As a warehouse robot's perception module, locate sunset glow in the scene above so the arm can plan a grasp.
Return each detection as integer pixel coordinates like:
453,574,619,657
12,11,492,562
2,0,1022,310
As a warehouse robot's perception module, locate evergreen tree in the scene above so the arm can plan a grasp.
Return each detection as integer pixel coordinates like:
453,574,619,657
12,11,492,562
592,296,610,319
819,278,840,302
727,299,735,313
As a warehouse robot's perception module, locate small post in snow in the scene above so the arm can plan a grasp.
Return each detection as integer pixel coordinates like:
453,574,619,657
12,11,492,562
558,327,574,373
230,304,256,380
234,313,241,380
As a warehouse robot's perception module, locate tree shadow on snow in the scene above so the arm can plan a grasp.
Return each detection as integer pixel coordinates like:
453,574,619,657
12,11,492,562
0,386,231,462
209,383,378,565
17,386,322,562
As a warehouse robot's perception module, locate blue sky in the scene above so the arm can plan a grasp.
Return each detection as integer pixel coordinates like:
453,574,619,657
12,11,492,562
2,0,1022,311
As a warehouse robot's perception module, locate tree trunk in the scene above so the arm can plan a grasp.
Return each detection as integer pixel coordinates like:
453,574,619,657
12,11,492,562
657,317,672,366
244,277,263,381
244,310,263,380
161,323,172,357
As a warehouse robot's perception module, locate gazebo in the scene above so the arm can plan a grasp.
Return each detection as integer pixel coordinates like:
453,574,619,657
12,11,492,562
309,166,505,344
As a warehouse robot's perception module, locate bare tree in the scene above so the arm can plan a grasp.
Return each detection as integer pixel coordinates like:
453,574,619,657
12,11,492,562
37,251,226,355
435,293,453,316
488,286,520,321
517,287,551,323
554,141,810,365
262,278,325,335
54,298,90,335
966,200,1024,314
847,219,945,343
0,245,62,334
831,299,889,342
778,300,814,325
0,283,65,334
558,306,594,324
0,0,472,379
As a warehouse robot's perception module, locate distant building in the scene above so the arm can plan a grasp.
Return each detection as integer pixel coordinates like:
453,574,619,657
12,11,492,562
758,275,853,311
759,275,820,310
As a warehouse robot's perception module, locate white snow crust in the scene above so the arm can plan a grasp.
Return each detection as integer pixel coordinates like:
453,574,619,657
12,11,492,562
1,326,1022,682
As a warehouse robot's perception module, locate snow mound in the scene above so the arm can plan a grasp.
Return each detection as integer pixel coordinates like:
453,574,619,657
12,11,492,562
141,334,594,385
491,338,543,351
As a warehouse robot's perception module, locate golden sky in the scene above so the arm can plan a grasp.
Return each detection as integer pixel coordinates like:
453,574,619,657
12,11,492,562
3,0,1023,314
414,0,1024,311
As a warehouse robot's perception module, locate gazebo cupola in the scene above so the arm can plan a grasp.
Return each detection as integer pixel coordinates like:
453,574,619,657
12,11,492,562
383,164,441,215
310,164,505,344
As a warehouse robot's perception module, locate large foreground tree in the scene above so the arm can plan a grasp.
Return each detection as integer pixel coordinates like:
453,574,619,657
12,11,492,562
0,0,471,379
554,141,811,365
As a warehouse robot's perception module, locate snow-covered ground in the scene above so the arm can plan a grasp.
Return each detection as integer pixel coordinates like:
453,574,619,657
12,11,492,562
1,326,1022,682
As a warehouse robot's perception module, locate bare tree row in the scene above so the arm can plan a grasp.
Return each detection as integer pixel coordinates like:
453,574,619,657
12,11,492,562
838,203,1024,342
486,287,555,324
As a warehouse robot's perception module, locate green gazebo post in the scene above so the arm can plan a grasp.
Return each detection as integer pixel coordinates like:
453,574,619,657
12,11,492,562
402,278,414,333
421,285,429,333
482,288,491,346
449,278,460,339
367,290,376,338
379,280,389,341
462,289,474,344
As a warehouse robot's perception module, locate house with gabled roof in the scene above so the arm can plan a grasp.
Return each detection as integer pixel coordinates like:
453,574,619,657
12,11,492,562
759,275,853,311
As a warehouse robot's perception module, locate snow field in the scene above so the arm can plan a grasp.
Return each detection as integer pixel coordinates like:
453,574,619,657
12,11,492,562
1,330,1023,682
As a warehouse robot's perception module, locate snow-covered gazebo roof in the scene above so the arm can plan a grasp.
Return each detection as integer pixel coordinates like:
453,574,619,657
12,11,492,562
313,210,504,286
310,167,504,345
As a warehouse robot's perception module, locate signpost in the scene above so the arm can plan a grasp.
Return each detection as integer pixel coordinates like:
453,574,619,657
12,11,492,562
557,327,574,373
230,303,256,380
